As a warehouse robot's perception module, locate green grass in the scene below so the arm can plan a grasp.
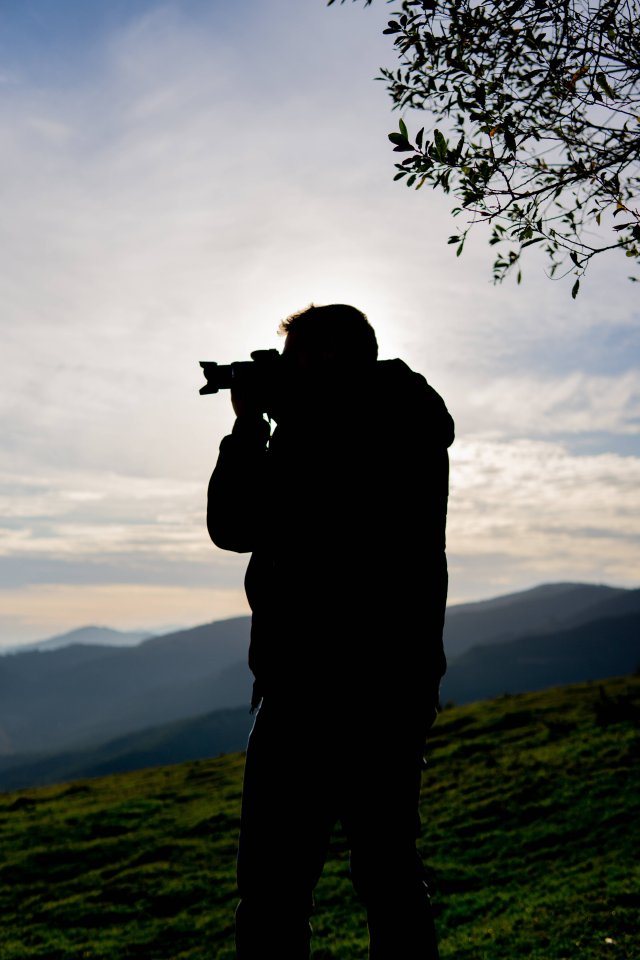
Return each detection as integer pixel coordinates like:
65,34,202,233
1,676,638,959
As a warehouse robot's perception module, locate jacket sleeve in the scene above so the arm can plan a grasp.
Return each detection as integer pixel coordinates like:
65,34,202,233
207,415,271,553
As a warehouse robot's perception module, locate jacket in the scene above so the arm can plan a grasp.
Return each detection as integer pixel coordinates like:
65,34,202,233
207,358,454,709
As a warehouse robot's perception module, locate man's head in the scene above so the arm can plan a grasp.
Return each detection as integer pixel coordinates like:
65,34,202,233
279,304,378,374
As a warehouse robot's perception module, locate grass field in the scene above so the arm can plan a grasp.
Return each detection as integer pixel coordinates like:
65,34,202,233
1,675,638,959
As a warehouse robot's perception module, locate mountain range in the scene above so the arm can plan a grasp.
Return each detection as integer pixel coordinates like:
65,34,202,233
1,625,154,654
0,616,252,755
1,581,638,791
442,581,626,657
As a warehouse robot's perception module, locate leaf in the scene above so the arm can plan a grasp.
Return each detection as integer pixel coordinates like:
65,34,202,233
399,118,408,140
571,278,580,299
434,128,448,161
388,132,413,152
569,65,589,86
596,72,616,99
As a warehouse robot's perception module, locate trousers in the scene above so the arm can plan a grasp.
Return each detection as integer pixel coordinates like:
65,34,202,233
234,693,440,959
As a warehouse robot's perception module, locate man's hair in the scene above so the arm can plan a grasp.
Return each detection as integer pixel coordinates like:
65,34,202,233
279,304,378,363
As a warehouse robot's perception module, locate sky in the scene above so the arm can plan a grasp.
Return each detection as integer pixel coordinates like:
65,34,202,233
1,0,639,647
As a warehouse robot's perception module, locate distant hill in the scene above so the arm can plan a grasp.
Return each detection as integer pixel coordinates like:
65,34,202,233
0,704,254,792
0,617,253,756
1,582,637,768
3,597,638,792
443,582,627,657
0,625,154,654
1,676,637,959
442,606,640,704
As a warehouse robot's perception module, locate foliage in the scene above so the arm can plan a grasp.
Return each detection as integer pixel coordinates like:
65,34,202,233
1,675,639,958
330,0,640,290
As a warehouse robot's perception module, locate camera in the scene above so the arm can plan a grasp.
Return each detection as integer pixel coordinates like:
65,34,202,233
199,349,281,396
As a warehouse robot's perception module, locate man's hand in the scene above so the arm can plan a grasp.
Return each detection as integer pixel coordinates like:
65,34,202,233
231,375,266,421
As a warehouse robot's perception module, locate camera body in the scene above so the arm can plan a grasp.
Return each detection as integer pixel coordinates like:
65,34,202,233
199,349,281,396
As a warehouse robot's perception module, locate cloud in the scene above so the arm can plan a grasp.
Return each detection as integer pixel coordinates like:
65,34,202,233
0,469,215,562
448,438,640,593
3,434,639,636
460,370,640,438
0,582,249,649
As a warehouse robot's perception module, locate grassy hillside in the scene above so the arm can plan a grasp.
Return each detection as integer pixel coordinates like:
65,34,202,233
1,675,638,960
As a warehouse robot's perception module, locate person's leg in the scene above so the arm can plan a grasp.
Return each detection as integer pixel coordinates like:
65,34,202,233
351,842,440,960
341,704,440,960
235,698,335,960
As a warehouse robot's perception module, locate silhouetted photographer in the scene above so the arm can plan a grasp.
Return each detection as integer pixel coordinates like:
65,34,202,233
206,304,454,959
